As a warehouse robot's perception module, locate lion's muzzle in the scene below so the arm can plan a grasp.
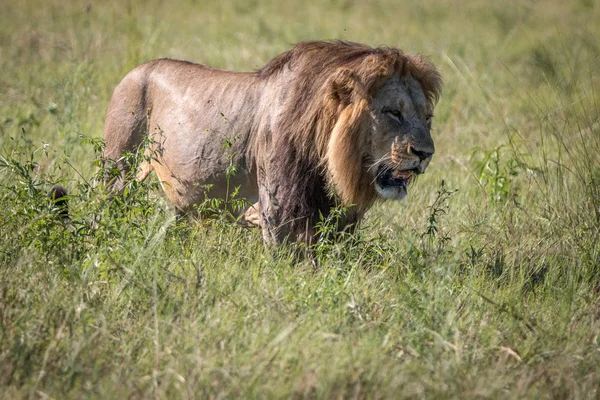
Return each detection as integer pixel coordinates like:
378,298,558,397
375,137,434,200
406,143,434,174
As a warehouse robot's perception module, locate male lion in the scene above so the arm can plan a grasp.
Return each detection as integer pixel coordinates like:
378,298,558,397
102,41,442,245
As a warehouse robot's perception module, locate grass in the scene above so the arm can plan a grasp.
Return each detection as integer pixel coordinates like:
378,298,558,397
1,0,600,398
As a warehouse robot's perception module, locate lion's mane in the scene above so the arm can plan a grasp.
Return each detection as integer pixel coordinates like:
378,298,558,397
254,41,442,241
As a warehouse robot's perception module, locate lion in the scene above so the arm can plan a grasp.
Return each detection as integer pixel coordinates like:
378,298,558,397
101,41,442,245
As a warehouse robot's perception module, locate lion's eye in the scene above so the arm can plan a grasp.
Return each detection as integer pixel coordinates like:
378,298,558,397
426,114,433,123
383,108,404,124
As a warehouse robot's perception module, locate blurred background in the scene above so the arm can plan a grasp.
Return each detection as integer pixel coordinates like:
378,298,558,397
1,1,599,397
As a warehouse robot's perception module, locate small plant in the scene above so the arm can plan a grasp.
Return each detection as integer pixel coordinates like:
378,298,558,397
312,203,350,261
472,143,523,203
421,180,457,254
311,204,390,269
0,137,83,271
193,134,250,223
221,134,249,214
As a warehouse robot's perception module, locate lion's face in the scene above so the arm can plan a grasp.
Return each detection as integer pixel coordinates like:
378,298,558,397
367,75,435,201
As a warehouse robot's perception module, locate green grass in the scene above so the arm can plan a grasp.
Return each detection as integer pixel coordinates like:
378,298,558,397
1,0,600,398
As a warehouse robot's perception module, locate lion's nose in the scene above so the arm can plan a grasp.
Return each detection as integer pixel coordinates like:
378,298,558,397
408,145,434,161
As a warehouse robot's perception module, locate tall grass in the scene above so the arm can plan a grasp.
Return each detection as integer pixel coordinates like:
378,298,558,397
1,0,599,398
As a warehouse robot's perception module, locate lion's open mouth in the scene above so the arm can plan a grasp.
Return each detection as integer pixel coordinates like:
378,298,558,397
375,165,417,200
377,167,407,188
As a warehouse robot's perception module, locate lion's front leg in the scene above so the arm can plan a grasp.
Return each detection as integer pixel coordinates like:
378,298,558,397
257,182,288,245
257,180,318,246
255,137,327,246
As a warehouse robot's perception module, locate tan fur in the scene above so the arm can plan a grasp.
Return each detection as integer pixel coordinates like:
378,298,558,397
325,97,373,209
102,41,442,245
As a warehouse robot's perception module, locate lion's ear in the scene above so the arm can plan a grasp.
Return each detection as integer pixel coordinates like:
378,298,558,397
327,68,368,105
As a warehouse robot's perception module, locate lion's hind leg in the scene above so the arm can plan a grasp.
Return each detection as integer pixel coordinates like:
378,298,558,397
136,157,155,183
241,202,261,228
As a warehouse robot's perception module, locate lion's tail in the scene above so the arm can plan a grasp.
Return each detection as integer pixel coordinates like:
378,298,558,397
48,185,69,221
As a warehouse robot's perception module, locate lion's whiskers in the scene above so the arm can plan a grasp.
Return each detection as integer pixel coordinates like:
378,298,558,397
369,160,396,186
367,154,394,173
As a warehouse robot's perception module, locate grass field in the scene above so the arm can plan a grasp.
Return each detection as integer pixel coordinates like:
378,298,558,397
1,0,600,398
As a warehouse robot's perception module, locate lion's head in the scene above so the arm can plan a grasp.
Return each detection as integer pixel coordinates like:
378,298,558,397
367,71,438,201
261,41,442,214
